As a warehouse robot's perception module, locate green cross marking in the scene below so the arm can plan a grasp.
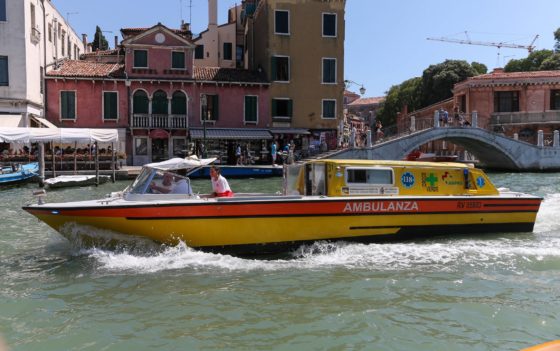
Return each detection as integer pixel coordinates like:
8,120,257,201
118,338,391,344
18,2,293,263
426,173,438,187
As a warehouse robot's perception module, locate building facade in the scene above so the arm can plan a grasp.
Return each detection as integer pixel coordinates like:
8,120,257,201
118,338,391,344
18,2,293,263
0,0,84,128
242,0,346,148
193,0,245,69
453,68,560,144
45,24,270,166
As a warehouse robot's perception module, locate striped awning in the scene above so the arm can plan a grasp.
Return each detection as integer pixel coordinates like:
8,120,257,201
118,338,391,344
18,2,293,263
189,128,272,140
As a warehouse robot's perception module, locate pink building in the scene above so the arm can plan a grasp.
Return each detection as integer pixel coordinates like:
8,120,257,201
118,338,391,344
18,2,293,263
45,23,270,165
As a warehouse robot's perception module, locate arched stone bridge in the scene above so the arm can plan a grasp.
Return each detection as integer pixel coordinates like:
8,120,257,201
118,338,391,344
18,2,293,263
331,127,560,171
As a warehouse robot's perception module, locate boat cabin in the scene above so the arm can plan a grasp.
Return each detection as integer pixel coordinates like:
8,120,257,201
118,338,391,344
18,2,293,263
285,159,499,197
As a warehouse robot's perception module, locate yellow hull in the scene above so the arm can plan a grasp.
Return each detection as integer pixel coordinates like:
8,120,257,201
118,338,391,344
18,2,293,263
35,211,538,249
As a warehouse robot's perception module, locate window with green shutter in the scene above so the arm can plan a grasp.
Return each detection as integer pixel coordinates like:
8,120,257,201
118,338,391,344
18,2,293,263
0,56,8,86
244,96,258,123
172,51,185,69
133,90,149,114
60,91,76,120
134,50,148,68
103,92,118,120
322,58,336,84
322,99,336,119
171,91,187,114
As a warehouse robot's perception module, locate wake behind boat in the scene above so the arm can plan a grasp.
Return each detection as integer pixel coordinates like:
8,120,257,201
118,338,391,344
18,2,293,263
23,157,542,255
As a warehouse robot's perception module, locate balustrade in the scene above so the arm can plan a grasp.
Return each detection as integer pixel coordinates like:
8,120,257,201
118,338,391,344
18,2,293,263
131,114,187,129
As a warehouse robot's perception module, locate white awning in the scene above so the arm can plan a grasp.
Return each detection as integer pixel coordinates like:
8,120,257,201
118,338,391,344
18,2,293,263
0,115,24,127
30,116,58,129
0,127,119,143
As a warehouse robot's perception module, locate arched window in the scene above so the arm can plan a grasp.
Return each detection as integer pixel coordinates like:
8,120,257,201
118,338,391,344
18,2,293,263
171,91,187,115
152,90,168,114
132,90,148,114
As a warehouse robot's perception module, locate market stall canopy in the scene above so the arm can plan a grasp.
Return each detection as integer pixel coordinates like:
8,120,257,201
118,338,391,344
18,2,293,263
0,127,119,143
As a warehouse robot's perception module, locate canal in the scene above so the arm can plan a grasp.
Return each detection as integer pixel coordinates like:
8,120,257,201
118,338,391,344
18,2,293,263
1,172,559,350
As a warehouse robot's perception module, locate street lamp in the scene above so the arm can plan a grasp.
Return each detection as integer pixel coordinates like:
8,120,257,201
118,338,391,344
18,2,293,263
201,94,207,158
344,79,366,95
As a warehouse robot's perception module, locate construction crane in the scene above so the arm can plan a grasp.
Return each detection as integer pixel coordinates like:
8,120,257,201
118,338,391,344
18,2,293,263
427,31,539,53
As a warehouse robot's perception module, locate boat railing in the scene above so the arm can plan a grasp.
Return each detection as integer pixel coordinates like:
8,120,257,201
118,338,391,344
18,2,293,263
216,194,301,202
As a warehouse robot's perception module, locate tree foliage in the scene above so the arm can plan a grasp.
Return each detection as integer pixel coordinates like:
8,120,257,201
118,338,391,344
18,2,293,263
471,61,488,75
554,27,560,52
420,60,479,107
92,25,109,52
376,60,482,125
376,77,422,126
504,50,556,72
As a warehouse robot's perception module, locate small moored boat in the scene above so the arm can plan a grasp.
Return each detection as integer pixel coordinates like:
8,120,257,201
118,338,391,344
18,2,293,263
44,175,111,189
0,162,39,186
23,158,542,255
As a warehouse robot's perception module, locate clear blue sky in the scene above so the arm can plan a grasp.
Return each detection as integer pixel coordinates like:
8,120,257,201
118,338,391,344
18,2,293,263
52,0,559,98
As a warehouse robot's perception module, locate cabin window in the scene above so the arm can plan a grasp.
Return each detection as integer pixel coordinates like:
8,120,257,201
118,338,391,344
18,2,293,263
346,168,393,185
305,163,326,196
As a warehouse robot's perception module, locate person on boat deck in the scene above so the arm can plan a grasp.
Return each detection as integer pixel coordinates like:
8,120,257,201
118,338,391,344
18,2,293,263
149,171,192,195
209,166,233,197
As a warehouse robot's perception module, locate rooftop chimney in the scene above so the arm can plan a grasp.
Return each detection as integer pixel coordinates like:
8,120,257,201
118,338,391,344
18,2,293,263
114,35,118,50
209,0,217,26
82,33,87,51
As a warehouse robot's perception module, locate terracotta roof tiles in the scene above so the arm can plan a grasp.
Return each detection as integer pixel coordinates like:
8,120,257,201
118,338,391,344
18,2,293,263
349,96,385,106
193,67,267,83
46,60,125,78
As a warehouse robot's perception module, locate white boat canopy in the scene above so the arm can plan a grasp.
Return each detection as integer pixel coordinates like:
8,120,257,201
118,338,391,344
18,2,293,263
145,156,217,171
0,127,119,143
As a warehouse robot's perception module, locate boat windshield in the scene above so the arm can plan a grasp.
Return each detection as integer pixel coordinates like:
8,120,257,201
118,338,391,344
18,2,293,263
128,168,157,194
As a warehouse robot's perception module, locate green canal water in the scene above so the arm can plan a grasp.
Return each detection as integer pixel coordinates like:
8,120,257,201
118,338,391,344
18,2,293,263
1,174,560,350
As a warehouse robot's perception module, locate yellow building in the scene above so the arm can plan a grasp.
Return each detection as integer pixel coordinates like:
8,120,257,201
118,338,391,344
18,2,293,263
243,0,346,146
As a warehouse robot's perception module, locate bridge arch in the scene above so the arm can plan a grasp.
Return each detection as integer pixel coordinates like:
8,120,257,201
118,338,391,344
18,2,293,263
331,127,555,171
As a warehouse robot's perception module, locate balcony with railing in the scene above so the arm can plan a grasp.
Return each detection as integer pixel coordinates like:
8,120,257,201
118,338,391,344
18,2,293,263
30,27,41,44
490,111,560,126
131,114,187,129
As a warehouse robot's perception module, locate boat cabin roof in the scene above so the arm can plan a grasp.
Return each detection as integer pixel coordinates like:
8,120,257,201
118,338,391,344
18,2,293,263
311,159,473,170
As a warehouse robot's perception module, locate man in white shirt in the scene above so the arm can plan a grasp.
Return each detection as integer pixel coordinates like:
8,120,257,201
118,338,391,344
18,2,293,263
209,166,233,197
